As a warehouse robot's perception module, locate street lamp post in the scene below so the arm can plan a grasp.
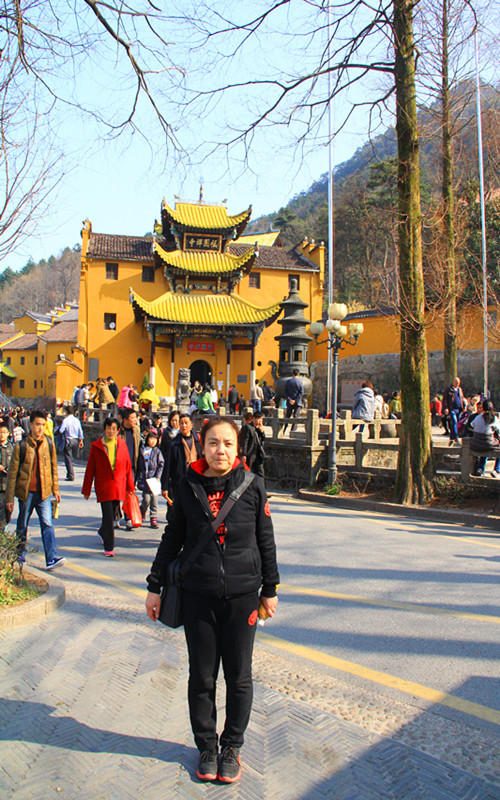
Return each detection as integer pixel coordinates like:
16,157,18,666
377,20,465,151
310,304,364,485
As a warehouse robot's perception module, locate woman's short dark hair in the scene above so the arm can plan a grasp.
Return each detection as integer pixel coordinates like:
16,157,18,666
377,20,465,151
103,417,119,430
200,416,240,448
482,399,496,425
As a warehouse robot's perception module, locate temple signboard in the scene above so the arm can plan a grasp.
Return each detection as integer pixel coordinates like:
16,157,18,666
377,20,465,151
183,233,222,253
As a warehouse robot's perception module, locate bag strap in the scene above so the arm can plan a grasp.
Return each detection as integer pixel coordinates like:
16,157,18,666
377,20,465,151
179,471,255,580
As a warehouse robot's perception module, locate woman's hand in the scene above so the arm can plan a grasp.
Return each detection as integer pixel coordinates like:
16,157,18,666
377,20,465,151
260,595,278,617
146,591,162,622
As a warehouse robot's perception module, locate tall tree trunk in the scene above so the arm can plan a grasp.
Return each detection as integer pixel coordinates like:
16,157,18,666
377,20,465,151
442,0,457,387
393,0,434,504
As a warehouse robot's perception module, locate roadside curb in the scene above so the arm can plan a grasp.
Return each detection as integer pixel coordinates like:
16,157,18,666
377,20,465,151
298,489,500,531
0,566,66,631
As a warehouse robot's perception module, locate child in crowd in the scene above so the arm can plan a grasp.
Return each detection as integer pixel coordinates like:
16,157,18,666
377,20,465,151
136,429,164,529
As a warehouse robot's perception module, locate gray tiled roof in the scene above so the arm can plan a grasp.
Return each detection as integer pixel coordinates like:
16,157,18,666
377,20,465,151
86,234,156,261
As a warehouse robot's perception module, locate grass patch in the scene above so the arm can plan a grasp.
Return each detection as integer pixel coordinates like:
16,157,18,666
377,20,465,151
0,527,47,608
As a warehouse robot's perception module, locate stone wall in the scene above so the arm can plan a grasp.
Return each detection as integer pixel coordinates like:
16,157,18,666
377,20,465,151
310,350,500,414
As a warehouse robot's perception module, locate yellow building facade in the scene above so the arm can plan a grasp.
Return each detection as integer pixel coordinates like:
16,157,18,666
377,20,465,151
78,199,325,399
0,309,81,402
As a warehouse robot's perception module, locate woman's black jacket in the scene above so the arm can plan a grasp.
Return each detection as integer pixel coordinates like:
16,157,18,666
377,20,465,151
147,459,279,599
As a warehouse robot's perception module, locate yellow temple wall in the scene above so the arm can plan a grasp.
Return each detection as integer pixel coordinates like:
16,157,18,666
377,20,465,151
79,258,165,389
311,305,500,363
3,348,43,398
13,314,51,335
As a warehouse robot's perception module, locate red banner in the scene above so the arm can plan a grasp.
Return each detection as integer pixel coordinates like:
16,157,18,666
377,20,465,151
187,342,215,352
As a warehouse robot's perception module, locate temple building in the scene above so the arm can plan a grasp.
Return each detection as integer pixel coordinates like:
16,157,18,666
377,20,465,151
78,196,325,399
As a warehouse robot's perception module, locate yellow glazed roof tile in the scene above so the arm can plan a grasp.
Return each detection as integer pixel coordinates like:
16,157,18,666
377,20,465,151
154,243,254,274
236,231,281,247
132,291,281,325
162,201,251,230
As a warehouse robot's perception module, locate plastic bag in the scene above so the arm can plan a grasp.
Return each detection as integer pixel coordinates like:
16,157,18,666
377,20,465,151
122,491,142,528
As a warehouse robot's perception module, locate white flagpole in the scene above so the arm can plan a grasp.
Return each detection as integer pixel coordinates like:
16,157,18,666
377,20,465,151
475,29,488,398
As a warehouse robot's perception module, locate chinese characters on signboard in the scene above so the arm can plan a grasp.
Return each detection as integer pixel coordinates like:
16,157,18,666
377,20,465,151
184,233,222,253
187,342,215,353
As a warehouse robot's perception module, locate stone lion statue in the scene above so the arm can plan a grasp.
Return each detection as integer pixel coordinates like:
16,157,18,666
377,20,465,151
176,368,191,413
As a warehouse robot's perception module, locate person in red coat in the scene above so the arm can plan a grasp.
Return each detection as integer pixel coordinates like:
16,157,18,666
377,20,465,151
82,417,134,557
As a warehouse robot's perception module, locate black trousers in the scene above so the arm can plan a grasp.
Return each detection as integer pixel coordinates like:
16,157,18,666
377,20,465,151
183,590,259,752
99,500,120,551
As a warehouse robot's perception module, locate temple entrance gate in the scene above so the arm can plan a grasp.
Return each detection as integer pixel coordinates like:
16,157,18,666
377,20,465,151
190,359,212,387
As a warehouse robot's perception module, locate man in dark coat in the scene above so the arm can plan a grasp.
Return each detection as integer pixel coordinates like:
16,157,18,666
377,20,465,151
240,411,266,478
283,369,303,434
227,385,240,414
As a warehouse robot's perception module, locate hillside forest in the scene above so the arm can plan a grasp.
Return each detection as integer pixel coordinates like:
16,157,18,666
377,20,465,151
250,82,500,315
0,83,498,326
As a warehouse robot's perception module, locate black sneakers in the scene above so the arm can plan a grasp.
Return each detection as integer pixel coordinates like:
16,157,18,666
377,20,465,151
197,750,218,781
46,557,66,570
218,745,241,783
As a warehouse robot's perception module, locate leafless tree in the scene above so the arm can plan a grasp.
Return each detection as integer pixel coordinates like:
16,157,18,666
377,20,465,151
0,1,187,264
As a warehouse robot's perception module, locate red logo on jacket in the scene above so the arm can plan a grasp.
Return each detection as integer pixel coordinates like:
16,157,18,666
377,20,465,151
248,610,258,626
264,500,271,517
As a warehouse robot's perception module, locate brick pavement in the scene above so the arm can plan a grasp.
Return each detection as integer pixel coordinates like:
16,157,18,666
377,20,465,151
1,589,499,799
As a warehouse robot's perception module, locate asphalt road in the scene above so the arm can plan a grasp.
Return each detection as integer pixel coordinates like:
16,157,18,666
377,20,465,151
21,460,500,736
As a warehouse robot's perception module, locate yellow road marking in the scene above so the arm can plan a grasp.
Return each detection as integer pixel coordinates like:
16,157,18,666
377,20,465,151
274,497,500,547
61,559,500,726
279,584,500,624
63,552,499,625
63,560,147,599
258,631,500,726
381,526,500,549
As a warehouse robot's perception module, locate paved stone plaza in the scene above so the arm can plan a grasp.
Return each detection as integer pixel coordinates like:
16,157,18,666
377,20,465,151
1,464,499,799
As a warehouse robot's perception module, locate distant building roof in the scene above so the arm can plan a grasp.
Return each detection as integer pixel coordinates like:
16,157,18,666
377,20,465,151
0,324,15,334
39,321,78,343
86,233,155,262
0,329,20,346
228,243,319,272
236,230,282,247
26,312,52,324
2,333,38,350
56,308,79,322
343,307,396,320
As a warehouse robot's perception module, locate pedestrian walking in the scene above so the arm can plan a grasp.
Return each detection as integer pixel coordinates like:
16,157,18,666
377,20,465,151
227,384,239,414
57,406,84,481
283,369,304,434
5,409,64,569
137,430,164,529
444,377,465,445
471,400,500,476
352,380,375,431
82,417,135,557
0,421,13,529
249,381,264,413
240,410,266,478
161,414,202,503
145,417,279,783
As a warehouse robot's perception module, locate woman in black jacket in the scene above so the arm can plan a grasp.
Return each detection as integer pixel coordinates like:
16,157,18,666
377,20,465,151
145,417,279,784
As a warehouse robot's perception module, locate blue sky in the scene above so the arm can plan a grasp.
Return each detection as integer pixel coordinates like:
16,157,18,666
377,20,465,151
2,0,494,272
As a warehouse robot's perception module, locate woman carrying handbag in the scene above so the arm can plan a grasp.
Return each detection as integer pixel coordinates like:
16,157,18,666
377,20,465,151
82,417,135,557
145,417,279,784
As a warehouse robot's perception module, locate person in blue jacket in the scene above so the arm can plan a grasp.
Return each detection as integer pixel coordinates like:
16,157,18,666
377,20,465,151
136,429,164,529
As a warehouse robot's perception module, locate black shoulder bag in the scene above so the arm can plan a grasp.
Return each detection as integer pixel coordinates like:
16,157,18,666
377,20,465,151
158,471,255,628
